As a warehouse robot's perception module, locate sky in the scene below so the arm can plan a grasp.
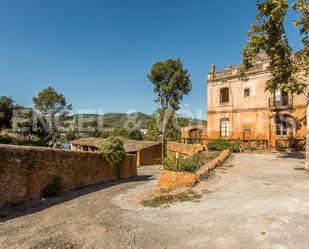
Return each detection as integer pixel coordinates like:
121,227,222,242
0,0,303,119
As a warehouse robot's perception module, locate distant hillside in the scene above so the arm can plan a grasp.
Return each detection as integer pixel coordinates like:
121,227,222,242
72,112,206,129
73,112,151,129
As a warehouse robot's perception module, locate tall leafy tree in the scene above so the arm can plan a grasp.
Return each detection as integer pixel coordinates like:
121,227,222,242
148,58,192,151
147,109,181,142
33,87,72,147
0,96,15,129
241,0,308,168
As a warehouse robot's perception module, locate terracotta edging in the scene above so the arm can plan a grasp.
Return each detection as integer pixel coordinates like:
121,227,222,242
156,149,231,193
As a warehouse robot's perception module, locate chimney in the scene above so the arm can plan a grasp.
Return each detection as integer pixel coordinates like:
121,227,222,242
210,64,216,73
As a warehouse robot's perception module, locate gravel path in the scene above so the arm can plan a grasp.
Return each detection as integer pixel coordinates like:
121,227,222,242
1,152,309,249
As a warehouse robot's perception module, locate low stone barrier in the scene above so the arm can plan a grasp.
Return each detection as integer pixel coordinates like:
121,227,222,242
157,150,230,193
0,144,137,207
167,141,206,156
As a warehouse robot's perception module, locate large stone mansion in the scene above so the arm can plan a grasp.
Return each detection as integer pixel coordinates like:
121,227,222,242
182,54,307,148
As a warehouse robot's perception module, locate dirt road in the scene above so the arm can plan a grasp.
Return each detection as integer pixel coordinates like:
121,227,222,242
1,152,308,249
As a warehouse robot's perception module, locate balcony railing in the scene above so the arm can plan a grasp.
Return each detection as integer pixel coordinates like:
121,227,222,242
269,96,293,109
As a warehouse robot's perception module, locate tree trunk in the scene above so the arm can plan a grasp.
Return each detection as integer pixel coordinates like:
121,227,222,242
161,111,168,161
305,98,309,170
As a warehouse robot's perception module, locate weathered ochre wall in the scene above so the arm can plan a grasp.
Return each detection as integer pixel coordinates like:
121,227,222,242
167,141,206,156
0,144,137,206
206,63,307,147
137,143,162,166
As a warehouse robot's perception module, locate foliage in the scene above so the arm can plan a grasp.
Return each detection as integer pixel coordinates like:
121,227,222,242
147,109,181,142
99,136,125,165
0,96,15,129
292,0,309,78
148,58,192,154
243,146,258,151
148,58,192,111
289,137,305,150
207,139,231,151
276,139,286,152
241,0,308,164
33,87,72,147
180,154,204,172
42,176,64,197
207,139,242,153
74,112,151,130
127,129,144,140
241,0,306,95
163,153,204,173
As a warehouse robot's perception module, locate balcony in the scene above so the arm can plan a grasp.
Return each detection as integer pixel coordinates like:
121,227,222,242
269,96,293,109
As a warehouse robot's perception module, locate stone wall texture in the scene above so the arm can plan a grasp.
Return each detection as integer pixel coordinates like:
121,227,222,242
167,141,206,156
157,150,230,192
137,143,162,166
0,144,137,206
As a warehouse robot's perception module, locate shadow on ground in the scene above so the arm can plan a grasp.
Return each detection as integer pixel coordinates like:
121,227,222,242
0,174,152,222
278,151,305,159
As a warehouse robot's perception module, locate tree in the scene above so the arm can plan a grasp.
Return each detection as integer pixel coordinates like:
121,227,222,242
33,87,72,147
148,58,192,153
147,109,181,142
241,0,308,168
0,96,15,129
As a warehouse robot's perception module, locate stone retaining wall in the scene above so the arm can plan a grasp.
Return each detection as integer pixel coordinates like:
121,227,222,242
167,141,206,156
0,144,137,206
157,150,230,192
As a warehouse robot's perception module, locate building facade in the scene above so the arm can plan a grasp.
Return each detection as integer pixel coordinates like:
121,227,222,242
182,54,307,149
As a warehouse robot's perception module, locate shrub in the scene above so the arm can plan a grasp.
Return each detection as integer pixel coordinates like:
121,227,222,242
163,153,203,173
230,138,242,153
207,139,231,151
207,138,242,153
43,176,64,197
276,139,286,152
99,136,125,165
163,154,178,171
243,146,257,151
180,154,204,173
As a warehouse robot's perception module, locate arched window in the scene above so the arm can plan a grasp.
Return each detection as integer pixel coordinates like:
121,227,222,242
220,88,229,104
189,129,203,139
220,118,230,137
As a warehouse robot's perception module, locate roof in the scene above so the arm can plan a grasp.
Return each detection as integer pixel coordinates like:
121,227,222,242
71,137,161,153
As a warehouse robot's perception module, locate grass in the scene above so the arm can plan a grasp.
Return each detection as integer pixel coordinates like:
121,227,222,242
200,151,221,164
200,171,216,181
141,190,202,208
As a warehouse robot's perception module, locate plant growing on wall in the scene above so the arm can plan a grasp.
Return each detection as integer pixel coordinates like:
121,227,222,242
42,176,64,197
99,136,125,165
33,87,72,148
241,0,308,168
148,59,192,153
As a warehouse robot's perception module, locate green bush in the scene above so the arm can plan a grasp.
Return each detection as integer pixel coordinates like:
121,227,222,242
163,154,178,171
180,154,204,173
276,139,286,152
42,176,64,197
99,136,125,165
163,153,204,173
207,138,242,153
243,146,257,151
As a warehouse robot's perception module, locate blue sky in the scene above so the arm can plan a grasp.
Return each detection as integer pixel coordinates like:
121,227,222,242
0,0,303,119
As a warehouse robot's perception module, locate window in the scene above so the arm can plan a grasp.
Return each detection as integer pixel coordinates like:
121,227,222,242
220,118,230,137
276,117,288,136
244,88,250,97
220,88,229,104
274,90,289,106
275,90,282,102
243,128,252,140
